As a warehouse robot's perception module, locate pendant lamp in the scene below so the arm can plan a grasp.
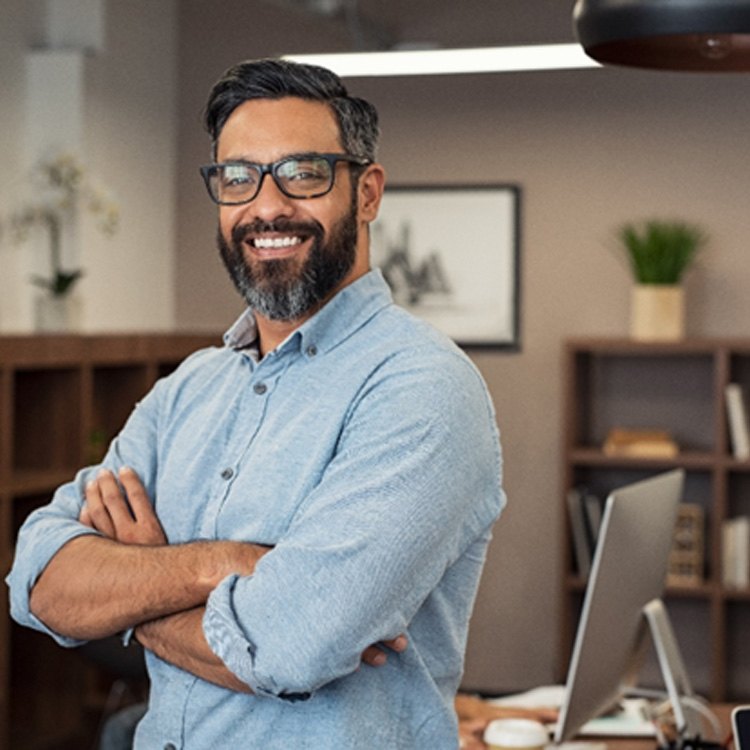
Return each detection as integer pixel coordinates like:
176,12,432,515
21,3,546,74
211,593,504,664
573,0,750,71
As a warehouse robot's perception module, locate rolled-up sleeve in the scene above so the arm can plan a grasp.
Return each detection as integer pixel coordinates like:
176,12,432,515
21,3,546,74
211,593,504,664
6,473,101,647
5,378,166,646
202,350,504,698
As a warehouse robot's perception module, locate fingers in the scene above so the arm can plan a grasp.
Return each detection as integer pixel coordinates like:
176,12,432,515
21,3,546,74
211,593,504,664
361,645,388,666
78,503,93,528
118,467,167,545
96,469,135,529
118,467,153,523
381,634,408,653
81,467,166,546
360,633,408,667
84,475,116,537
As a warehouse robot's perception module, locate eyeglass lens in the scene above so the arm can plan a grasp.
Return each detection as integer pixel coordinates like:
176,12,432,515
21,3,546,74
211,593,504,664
208,156,335,204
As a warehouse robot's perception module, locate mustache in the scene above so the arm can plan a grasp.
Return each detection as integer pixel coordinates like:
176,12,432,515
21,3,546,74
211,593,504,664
231,218,325,245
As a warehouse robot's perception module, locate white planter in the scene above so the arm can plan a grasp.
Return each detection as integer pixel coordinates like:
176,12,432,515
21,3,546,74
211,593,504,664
630,284,685,341
34,294,81,333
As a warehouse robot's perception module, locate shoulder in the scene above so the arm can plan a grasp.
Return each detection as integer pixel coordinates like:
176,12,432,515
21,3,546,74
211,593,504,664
363,303,490,398
343,304,499,442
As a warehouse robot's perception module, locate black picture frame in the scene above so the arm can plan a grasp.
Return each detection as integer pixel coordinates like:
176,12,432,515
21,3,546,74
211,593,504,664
371,184,521,350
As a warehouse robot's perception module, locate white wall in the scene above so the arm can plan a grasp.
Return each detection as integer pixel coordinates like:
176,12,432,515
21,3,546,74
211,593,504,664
0,0,33,330
0,0,177,332
81,0,177,331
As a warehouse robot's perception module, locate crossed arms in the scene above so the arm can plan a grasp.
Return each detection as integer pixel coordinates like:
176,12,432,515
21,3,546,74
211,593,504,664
29,467,405,693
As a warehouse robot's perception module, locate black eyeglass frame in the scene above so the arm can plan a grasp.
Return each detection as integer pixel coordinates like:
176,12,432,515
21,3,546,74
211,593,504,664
199,152,372,206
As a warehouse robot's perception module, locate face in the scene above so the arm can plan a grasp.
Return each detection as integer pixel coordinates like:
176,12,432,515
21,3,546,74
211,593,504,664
214,97,382,322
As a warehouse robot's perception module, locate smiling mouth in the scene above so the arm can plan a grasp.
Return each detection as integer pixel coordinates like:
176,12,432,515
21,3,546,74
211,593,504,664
234,220,321,257
251,235,304,250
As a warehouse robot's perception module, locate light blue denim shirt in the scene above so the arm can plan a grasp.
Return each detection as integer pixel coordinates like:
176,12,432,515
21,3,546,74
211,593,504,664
7,270,505,749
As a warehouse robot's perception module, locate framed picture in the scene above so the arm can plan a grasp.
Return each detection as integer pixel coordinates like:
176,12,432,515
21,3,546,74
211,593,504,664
370,184,521,350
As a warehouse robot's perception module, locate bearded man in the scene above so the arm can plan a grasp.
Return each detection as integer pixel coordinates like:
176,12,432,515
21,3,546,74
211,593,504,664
8,58,505,750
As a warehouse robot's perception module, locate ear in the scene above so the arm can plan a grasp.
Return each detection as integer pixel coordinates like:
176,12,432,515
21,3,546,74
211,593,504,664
357,163,386,223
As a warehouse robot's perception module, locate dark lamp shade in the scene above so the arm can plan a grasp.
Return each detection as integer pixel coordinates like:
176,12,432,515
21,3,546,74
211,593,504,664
573,0,750,71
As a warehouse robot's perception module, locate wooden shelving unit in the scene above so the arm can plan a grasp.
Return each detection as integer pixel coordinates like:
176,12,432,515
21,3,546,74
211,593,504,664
0,333,220,750
561,338,750,704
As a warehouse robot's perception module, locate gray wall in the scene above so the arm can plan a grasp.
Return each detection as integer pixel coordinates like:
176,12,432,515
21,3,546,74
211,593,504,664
175,1,750,694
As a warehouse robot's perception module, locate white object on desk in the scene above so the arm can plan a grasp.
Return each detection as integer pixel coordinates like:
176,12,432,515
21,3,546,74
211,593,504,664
484,718,549,750
490,685,656,738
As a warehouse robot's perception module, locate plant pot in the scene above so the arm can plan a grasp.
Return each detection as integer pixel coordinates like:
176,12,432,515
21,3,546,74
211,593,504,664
630,284,685,341
34,294,81,333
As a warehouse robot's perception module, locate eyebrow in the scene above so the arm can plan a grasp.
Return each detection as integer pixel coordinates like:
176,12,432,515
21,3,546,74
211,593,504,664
216,151,326,165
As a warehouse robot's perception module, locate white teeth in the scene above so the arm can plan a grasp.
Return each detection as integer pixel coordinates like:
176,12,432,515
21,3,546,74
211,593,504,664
253,236,302,249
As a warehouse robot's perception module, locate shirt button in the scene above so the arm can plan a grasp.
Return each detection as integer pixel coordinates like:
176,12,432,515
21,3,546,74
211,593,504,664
221,468,234,480
164,744,177,750
306,344,318,357
253,382,267,395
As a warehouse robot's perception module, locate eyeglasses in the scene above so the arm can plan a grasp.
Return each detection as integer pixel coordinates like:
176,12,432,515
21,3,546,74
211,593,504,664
200,152,371,206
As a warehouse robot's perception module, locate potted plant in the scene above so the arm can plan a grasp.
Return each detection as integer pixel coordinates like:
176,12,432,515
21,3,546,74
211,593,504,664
616,219,707,341
4,153,119,331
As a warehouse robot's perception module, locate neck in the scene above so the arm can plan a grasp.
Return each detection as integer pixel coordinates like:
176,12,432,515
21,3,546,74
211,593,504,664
255,258,371,355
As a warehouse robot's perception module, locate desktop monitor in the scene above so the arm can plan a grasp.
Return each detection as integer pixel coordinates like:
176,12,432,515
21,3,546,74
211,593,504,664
555,469,691,744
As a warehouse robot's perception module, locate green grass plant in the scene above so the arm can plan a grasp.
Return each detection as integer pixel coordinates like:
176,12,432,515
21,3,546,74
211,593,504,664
618,220,706,284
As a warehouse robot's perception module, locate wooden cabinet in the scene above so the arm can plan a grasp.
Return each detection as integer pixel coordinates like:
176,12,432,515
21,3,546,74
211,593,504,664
0,333,220,749
561,338,750,704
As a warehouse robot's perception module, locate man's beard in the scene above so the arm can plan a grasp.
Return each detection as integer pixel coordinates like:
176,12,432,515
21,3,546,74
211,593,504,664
217,203,358,322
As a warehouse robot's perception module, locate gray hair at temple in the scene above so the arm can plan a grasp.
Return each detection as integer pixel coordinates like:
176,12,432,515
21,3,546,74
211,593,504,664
203,58,380,163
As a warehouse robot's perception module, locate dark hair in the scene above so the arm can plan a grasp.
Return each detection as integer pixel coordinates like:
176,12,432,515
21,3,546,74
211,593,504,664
203,58,380,162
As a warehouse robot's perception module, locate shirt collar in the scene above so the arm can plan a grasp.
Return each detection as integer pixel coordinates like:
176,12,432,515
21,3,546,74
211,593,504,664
223,269,393,358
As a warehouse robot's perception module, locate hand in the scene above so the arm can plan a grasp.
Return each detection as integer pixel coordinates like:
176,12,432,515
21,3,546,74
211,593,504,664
80,467,166,546
458,717,489,750
360,634,408,667
455,693,558,724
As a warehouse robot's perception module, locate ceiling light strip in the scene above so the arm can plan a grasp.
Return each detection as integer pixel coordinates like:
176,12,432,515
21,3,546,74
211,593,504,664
284,43,601,76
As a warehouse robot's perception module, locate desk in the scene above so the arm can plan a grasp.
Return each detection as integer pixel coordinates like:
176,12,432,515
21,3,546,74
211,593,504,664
456,697,735,750
585,705,734,750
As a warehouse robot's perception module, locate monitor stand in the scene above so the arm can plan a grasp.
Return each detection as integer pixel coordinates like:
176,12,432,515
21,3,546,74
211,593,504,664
641,598,702,739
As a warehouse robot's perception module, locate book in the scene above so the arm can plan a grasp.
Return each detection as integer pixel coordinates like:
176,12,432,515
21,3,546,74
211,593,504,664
603,428,678,458
726,383,750,461
567,487,591,579
582,492,603,553
722,516,750,588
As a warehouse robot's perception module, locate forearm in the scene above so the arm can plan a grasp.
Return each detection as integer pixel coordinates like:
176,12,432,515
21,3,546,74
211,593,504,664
29,534,267,640
136,607,252,693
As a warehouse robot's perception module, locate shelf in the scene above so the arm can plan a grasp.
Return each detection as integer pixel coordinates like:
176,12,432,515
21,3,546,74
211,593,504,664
0,333,220,749
3,468,79,497
568,447,717,470
12,367,82,473
667,582,716,598
566,574,715,599
561,337,750,703
724,587,750,601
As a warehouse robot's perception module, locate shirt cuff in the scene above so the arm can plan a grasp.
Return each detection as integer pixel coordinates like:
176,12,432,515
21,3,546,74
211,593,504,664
203,575,311,702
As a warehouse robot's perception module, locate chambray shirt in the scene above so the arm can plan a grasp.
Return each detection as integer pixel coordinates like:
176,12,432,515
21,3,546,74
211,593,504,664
8,270,505,750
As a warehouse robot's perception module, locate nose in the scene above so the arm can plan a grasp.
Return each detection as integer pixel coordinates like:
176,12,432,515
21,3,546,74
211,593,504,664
243,171,295,222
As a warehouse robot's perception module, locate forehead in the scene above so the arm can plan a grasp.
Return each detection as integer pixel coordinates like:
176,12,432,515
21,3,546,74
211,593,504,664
216,97,343,162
